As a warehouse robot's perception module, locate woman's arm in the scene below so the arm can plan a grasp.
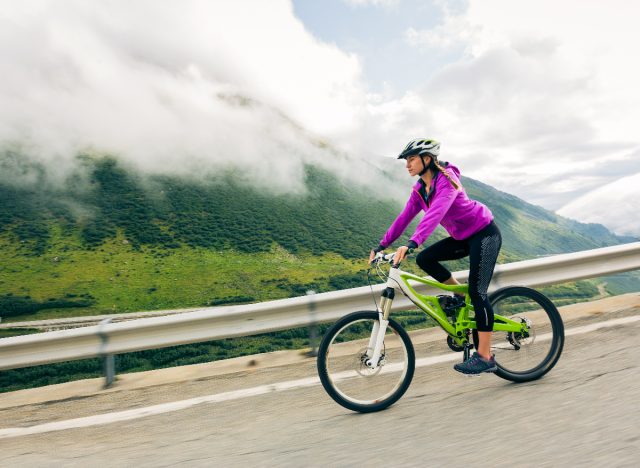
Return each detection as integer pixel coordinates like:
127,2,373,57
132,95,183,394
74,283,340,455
409,175,459,246
379,190,422,249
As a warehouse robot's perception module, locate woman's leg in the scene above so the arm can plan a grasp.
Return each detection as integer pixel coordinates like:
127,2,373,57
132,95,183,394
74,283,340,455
466,222,502,359
415,236,469,284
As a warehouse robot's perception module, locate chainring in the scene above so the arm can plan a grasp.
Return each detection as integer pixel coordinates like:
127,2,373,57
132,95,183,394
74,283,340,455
446,336,465,352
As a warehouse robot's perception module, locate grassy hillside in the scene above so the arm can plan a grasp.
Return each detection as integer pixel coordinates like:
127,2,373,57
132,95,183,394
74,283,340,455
0,153,637,322
1,153,638,393
0,232,371,321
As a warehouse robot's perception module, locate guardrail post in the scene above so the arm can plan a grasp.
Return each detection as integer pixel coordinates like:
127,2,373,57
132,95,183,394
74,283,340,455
306,290,318,357
98,318,116,388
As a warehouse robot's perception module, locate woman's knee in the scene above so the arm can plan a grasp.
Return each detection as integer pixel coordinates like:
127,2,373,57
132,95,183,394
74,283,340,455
416,254,451,283
416,247,444,269
416,247,435,264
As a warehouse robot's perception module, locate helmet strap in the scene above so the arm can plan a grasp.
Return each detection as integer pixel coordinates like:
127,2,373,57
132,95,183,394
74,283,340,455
418,155,430,176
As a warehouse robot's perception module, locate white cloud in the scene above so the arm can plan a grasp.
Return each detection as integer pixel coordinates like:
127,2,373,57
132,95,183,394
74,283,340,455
0,0,371,192
557,172,640,237
2,0,640,235
373,0,640,218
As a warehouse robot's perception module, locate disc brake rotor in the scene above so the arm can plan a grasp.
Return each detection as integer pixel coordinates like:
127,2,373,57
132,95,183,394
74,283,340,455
507,317,535,350
354,347,384,377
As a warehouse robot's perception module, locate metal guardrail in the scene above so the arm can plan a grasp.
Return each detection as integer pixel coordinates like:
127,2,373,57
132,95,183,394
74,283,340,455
1,242,640,374
0,308,203,331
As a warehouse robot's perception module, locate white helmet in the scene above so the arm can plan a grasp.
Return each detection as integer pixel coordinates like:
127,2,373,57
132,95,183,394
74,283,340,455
397,139,440,159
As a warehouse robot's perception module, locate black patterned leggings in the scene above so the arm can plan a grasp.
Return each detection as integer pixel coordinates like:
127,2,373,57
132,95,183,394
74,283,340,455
416,221,502,332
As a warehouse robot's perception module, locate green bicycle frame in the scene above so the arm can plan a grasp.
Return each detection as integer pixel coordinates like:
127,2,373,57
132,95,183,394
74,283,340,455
392,269,529,347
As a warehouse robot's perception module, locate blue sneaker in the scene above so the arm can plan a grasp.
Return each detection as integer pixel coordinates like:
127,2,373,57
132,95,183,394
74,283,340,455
454,352,497,375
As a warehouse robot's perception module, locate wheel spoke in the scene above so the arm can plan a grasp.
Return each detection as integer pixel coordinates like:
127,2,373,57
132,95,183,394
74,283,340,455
489,287,564,382
317,311,415,412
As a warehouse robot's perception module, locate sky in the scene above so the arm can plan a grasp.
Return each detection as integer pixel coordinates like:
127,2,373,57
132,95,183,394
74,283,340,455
1,0,639,236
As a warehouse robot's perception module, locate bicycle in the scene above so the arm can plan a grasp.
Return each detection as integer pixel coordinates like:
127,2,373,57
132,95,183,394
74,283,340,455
317,251,565,413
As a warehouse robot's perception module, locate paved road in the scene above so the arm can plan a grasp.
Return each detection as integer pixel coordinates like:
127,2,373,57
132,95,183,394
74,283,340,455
1,304,639,467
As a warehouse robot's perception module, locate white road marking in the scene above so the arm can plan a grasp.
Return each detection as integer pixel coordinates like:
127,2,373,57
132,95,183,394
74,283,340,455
1,314,638,439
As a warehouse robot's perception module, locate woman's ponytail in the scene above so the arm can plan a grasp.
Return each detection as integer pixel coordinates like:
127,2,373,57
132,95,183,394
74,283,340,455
432,159,461,191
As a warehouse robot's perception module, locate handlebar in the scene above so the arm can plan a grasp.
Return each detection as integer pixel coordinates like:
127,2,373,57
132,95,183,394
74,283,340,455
371,251,396,264
370,248,414,267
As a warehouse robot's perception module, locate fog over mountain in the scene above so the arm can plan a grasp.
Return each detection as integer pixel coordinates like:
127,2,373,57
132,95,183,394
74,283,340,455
0,1,388,196
2,1,639,236
557,172,640,237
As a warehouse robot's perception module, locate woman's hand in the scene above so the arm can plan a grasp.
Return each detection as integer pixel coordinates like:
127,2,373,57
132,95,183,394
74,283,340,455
369,245,385,264
393,246,410,265
368,249,377,265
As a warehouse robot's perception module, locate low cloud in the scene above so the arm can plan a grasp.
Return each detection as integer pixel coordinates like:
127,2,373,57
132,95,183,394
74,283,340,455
377,0,640,217
2,0,640,234
0,0,378,195
557,172,640,237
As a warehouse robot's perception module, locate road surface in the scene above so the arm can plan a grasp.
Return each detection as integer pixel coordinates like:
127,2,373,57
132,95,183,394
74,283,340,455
1,295,639,467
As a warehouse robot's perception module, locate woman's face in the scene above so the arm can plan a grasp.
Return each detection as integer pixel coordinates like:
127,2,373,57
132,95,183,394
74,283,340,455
405,154,430,177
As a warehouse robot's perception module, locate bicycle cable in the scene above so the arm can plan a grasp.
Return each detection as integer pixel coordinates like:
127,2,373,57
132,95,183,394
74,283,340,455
366,255,407,311
383,257,412,295
366,267,380,312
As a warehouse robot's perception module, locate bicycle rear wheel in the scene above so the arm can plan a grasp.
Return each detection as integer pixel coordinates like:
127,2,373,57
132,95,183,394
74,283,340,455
317,311,415,413
489,286,564,382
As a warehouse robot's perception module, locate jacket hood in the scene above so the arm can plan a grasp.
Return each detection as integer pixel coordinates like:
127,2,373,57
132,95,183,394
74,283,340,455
443,162,460,178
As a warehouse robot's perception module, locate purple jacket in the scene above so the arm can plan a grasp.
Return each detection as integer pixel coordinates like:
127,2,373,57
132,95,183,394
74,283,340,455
380,163,493,248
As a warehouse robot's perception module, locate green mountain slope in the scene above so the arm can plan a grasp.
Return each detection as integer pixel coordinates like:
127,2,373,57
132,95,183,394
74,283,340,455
462,177,633,256
0,154,637,321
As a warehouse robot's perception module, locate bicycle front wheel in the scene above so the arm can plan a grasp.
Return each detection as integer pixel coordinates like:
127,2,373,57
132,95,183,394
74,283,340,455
317,311,415,413
489,286,564,382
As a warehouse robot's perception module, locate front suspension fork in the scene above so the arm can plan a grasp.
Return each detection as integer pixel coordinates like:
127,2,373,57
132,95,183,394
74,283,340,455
365,287,395,368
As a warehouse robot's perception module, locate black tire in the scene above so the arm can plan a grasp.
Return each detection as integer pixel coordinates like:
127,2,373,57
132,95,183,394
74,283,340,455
317,311,415,413
489,286,564,383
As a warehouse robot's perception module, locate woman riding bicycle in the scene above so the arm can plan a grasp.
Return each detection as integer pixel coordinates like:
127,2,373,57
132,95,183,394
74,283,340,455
369,138,502,375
